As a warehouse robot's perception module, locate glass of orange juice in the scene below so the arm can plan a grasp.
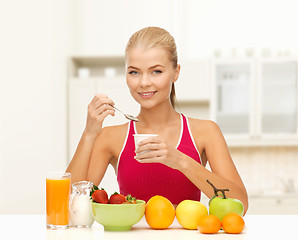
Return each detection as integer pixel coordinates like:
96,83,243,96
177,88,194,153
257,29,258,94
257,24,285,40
46,172,71,229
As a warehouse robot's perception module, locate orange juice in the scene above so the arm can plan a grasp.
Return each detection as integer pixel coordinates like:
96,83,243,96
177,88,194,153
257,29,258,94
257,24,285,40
46,172,71,229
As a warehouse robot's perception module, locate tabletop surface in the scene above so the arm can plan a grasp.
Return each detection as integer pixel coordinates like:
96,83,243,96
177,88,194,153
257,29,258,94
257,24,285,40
1,214,297,239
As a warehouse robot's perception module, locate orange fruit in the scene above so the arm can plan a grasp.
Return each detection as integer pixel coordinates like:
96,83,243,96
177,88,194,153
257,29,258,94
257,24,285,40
197,215,221,234
222,213,245,234
145,195,175,229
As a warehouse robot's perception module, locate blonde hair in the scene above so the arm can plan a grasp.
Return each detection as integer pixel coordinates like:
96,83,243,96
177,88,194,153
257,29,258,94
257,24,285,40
125,27,178,108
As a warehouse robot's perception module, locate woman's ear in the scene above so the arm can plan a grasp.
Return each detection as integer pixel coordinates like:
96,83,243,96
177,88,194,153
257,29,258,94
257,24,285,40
173,64,180,83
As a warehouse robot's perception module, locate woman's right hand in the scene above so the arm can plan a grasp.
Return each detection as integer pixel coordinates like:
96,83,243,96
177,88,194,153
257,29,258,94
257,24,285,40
84,94,115,138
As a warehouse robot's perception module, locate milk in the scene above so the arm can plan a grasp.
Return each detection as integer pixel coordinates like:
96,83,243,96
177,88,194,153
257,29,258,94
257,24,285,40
70,194,94,227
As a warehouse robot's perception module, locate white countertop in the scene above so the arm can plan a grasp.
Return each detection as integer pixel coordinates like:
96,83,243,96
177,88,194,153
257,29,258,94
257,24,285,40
1,214,297,239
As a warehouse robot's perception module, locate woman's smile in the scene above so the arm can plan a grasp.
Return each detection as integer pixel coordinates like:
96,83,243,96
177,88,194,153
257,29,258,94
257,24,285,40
138,91,158,99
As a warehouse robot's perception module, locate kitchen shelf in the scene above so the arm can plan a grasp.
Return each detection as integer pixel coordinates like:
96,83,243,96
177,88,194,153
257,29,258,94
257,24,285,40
69,55,125,78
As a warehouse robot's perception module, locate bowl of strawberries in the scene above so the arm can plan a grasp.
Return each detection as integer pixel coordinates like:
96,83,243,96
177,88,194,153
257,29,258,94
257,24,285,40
91,186,145,231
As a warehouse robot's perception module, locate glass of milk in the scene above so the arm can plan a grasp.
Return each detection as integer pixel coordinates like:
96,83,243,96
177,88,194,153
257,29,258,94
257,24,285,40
70,181,94,227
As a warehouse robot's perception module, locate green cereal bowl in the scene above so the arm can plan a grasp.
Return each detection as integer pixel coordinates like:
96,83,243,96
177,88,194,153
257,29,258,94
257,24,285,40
91,200,146,231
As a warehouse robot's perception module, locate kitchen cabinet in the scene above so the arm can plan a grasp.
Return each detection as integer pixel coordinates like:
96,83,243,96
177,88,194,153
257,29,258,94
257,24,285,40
258,59,297,135
72,0,176,55
72,1,126,55
211,60,253,135
211,58,298,146
175,59,211,102
173,59,211,120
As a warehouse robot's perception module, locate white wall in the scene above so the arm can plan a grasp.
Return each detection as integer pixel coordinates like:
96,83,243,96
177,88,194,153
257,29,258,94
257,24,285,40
0,0,70,214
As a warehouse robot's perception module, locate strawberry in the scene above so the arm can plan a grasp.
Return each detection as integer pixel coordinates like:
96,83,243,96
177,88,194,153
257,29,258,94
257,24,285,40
125,194,137,204
92,188,108,204
109,192,126,204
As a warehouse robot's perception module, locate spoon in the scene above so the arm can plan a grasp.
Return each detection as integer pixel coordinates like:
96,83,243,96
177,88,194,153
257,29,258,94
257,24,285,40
109,105,139,122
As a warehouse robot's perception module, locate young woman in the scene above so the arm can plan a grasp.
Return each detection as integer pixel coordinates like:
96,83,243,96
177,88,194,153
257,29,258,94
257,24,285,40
66,27,248,213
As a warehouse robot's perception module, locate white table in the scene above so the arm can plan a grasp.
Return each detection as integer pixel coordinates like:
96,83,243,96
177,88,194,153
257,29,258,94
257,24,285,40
1,214,297,239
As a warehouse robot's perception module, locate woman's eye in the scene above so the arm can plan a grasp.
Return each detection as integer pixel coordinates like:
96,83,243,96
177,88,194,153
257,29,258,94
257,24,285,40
153,70,162,74
128,71,138,75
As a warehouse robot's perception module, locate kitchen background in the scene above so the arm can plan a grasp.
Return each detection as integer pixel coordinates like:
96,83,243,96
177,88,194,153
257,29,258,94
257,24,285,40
1,0,298,214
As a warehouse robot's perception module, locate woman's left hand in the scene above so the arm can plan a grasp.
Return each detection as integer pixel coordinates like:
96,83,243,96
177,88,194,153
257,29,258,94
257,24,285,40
134,136,184,170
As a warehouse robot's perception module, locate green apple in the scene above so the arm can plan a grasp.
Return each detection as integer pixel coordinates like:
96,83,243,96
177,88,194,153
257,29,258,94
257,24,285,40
209,196,244,221
207,179,244,221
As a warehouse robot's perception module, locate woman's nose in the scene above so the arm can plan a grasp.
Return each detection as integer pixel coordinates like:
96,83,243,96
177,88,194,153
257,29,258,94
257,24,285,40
140,74,152,88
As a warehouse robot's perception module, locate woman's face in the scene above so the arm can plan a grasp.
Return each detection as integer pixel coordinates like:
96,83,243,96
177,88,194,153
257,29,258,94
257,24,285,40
126,46,179,109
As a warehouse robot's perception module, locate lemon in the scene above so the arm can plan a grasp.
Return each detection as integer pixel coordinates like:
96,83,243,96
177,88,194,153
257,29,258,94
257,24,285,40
176,200,208,230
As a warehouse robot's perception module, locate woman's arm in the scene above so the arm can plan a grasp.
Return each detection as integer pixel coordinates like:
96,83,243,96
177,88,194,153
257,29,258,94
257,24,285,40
87,127,115,186
66,94,115,183
87,123,127,186
179,120,248,214
66,131,98,184
135,119,248,214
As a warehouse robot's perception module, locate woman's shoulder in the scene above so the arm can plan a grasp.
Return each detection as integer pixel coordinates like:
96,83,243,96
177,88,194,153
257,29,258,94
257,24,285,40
186,117,224,152
93,122,130,157
90,123,129,166
100,122,129,139
187,117,223,141
187,117,219,131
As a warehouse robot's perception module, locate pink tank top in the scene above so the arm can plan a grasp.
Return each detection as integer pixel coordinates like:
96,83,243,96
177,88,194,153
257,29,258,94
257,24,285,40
117,114,201,204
